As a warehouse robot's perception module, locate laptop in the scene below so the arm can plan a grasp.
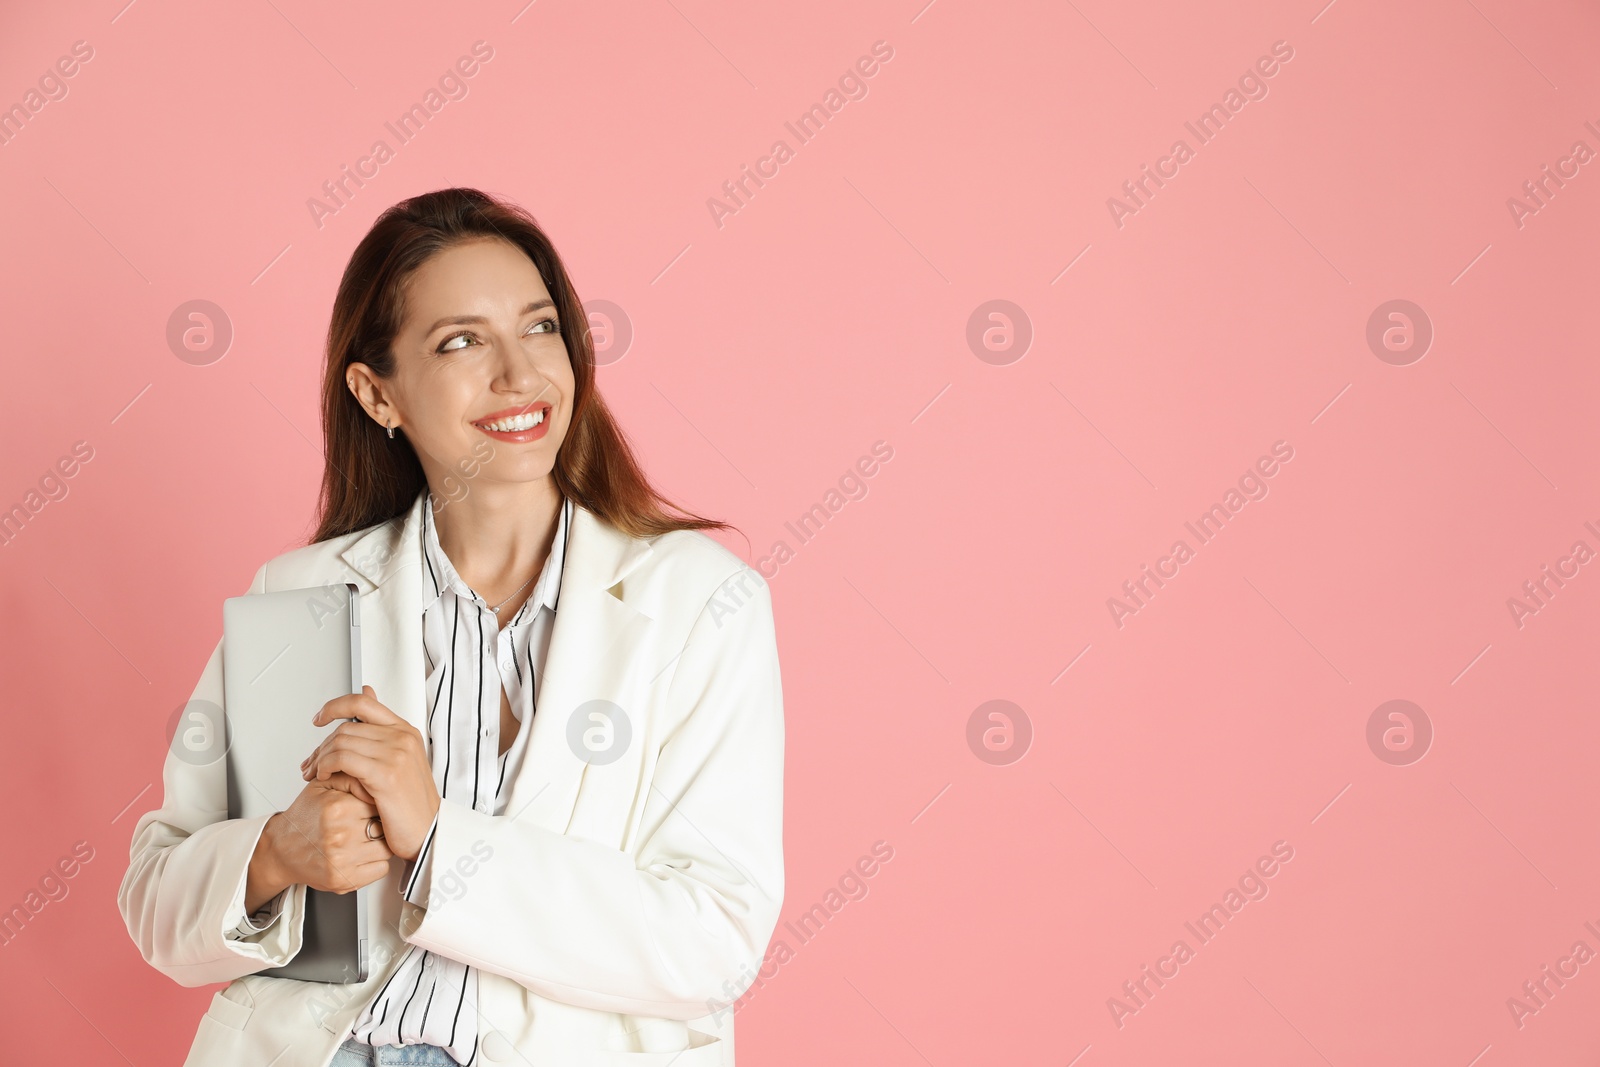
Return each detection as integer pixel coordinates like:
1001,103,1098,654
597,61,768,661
223,582,369,983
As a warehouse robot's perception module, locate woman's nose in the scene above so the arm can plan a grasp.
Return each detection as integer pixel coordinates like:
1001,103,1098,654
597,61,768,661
493,340,544,387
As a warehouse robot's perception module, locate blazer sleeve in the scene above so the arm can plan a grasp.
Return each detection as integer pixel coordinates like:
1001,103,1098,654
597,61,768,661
117,562,312,987
401,572,786,1019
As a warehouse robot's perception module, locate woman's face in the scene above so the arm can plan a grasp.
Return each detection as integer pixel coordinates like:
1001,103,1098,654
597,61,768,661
355,236,576,500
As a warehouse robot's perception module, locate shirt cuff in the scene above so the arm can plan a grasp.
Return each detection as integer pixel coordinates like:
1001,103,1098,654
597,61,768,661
401,811,441,909
228,886,287,939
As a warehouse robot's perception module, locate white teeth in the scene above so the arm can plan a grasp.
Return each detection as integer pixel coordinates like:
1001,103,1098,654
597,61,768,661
480,409,545,432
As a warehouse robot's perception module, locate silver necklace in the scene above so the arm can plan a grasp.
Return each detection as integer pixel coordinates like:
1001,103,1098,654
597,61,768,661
483,570,536,615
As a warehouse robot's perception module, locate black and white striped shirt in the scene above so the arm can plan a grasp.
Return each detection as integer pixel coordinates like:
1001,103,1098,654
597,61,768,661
343,490,572,1064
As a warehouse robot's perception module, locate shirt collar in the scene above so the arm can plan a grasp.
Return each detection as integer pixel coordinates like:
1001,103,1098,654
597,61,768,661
419,491,572,622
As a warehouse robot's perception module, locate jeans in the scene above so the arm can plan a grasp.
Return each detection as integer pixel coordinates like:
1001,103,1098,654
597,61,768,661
328,1036,462,1066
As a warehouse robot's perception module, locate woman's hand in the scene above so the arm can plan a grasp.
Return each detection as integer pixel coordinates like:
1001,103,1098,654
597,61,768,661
300,685,441,862
248,783,393,910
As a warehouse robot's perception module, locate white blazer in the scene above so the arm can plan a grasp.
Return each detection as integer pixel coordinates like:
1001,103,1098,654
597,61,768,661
118,491,785,1066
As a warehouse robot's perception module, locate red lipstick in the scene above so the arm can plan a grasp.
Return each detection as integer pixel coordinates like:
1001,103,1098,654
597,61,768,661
472,402,552,443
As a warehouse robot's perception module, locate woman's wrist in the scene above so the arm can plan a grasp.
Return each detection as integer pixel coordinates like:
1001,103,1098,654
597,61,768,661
243,813,292,915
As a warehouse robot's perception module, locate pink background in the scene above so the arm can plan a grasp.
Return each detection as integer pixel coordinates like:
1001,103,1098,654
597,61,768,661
2,0,1598,1063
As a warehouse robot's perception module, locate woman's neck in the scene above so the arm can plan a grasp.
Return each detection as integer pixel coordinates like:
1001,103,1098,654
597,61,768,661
429,479,563,605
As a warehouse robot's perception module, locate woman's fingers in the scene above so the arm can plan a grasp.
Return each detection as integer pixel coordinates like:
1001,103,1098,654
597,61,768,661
303,734,391,785
276,782,393,892
322,850,393,893
313,686,406,729
312,770,377,805
345,857,395,892
303,729,391,765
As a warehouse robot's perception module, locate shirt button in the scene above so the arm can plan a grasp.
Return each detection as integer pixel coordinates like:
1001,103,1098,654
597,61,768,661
481,726,491,738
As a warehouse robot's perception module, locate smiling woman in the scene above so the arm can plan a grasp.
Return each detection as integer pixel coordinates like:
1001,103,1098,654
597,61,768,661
118,187,786,1067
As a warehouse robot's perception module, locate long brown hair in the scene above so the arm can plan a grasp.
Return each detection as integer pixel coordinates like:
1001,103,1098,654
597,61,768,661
310,187,732,547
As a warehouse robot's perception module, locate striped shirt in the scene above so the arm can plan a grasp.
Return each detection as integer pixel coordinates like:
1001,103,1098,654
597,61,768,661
343,489,572,1064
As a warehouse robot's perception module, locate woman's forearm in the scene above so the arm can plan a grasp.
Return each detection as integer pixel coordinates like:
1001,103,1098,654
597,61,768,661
243,813,291,914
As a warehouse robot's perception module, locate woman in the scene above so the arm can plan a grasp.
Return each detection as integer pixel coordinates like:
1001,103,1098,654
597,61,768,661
118,188,785,1066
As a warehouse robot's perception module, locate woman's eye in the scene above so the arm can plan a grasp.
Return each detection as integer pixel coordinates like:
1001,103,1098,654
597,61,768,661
436,317,556,353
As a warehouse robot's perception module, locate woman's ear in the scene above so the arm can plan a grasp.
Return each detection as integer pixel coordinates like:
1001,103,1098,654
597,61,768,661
345,363,394,428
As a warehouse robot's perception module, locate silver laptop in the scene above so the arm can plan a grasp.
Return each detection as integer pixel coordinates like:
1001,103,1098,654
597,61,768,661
223,582,369,983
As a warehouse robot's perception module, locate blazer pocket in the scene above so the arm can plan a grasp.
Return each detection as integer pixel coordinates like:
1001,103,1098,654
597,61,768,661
204,985,256,1031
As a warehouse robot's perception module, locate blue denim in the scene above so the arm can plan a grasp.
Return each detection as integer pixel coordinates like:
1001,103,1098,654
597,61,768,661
329,1035,462,1066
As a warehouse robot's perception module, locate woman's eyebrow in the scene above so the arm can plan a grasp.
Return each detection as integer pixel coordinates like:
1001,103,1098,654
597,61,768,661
424,299,555,335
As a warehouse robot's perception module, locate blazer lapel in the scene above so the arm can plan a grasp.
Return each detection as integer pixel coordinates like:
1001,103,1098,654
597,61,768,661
506,502,656,833
336,491,657,836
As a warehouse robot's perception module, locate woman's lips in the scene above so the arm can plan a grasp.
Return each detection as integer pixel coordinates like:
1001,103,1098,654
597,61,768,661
472,403,552,442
